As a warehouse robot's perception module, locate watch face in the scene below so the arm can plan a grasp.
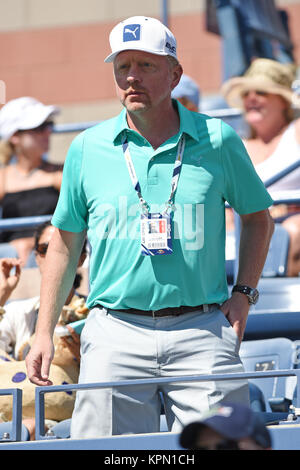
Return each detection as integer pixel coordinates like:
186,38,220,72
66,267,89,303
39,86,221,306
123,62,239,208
232,285,259,305
248,288,259,304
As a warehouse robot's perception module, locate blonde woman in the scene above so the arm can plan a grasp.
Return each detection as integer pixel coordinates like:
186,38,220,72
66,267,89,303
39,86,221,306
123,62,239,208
0,97,62,266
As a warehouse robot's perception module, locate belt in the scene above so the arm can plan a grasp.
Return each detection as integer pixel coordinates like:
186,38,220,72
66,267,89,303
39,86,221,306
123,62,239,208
99,304,218,318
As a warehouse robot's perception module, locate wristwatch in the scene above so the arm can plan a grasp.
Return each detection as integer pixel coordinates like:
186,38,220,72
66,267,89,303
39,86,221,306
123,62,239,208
232,284,259,305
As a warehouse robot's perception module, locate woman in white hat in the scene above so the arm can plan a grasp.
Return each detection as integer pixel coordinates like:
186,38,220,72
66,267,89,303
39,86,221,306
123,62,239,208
0,97,63,267
222,58,300,277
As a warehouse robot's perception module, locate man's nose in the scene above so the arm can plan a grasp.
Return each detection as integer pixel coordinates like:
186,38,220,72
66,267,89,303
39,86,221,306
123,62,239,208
127,64,142,84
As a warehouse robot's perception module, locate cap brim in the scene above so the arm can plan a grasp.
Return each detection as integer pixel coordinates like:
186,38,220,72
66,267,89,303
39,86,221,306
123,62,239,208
18,105,60,131
104,47,170,63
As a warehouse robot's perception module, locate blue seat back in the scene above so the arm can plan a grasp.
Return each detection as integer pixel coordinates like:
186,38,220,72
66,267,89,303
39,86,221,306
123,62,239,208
240,338,295,411
262,224,289,277
0,422,30,442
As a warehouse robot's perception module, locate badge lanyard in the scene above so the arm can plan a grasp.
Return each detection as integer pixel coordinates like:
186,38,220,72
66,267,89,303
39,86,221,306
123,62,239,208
122,134,185,215
121,134,185,256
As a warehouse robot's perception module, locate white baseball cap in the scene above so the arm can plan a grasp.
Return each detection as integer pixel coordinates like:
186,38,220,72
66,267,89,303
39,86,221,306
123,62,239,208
104,16,178,63
0,96,60,141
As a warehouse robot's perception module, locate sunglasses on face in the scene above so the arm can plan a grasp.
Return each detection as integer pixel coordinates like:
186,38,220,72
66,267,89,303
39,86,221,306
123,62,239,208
242,90,268,98
35,243,49,256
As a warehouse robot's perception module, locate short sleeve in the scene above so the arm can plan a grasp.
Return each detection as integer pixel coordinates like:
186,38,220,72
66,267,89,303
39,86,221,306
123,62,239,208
221,121,273,214
51,132,88,232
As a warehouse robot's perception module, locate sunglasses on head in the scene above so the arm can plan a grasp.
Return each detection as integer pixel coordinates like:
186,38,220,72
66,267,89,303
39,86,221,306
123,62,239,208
35,243,49,256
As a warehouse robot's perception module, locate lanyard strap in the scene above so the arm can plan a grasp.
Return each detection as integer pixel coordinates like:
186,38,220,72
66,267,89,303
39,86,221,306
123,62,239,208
122,134,185,214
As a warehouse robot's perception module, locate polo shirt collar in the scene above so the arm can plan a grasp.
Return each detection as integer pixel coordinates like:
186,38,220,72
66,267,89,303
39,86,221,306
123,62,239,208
113,99,199,144
176,100,200,142
113,108,130,143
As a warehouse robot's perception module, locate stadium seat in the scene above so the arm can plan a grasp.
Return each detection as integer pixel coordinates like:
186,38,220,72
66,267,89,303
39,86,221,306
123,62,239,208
49,419,71,439
292,340,300,369
226,222,290,285
0,422,30,441
240,337,296,412
48,414,169,440
262,223,289,278
226,259,234,285
160,415,168,432
248,382,266,411
255,411,291,425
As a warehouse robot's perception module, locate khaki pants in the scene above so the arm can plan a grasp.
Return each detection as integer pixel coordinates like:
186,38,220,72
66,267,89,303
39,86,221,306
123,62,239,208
70,306,249,438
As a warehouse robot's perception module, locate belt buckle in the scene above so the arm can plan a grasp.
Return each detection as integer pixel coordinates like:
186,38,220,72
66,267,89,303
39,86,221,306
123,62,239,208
152,308,177,317
151,309,166,318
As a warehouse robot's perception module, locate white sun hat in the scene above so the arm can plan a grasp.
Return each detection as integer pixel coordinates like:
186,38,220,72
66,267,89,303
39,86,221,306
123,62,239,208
104,16,178,63
0,96,60,141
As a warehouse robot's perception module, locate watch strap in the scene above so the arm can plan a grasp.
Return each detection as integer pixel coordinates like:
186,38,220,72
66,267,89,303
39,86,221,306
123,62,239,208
232,284,259,305
232,285,253,295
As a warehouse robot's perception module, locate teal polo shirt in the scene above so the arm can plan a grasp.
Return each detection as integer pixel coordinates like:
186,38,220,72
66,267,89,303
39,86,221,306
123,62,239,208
52,101,273,310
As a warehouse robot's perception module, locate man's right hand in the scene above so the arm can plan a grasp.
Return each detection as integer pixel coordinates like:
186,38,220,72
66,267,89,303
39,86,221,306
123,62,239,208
25,336,55,386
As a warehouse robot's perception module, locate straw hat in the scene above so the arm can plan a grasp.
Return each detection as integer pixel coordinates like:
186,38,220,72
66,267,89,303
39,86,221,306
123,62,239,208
221,58,300,109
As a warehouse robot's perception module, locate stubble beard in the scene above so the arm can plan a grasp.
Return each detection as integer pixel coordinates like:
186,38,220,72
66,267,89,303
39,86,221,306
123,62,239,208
122,93,151,114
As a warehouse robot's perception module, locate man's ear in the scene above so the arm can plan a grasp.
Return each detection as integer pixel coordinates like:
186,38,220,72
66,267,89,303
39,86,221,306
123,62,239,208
171,63,183,92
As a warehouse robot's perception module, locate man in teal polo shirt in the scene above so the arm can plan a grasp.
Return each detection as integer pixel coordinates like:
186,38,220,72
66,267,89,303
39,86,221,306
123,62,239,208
26,16,274,438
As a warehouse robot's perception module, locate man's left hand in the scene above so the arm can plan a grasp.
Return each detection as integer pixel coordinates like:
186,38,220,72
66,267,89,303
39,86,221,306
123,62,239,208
220,293,250,343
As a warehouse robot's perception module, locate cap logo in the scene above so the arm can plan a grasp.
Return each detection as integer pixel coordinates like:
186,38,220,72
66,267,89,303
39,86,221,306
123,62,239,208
123,24,141,42
166,42,176,54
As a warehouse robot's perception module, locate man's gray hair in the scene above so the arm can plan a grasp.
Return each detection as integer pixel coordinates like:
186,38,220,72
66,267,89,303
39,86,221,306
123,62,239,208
167,55,180,69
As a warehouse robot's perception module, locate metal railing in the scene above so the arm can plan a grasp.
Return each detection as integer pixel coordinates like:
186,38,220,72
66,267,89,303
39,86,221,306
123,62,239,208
34,369,300,441
1,368,300,444
0,214,52,232
51,107,243,135
0,388,22,442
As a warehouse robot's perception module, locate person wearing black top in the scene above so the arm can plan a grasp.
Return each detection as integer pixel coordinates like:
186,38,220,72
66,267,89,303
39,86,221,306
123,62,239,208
0,97,62,266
